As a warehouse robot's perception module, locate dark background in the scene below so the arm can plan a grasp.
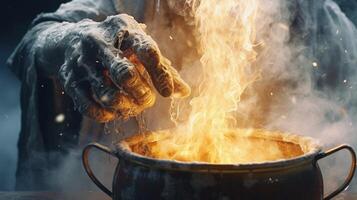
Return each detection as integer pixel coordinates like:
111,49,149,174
0,0,68,190
0,0,356,191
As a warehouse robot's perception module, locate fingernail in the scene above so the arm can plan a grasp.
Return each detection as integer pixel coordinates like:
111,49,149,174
173,81,191,98
160,86,172,97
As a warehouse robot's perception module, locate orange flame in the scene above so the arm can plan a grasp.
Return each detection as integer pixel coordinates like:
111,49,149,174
148,0,263,163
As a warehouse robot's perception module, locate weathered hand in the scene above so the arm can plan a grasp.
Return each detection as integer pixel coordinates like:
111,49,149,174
58,14,190,122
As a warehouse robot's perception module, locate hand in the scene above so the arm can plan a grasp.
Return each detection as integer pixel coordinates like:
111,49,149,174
57,14,190,122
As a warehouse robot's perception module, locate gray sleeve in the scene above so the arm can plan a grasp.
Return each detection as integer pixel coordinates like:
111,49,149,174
7,0,118,80
32,0,117,25
6,1,119,189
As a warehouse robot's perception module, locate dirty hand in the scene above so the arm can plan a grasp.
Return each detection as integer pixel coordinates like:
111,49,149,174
51,14,190,122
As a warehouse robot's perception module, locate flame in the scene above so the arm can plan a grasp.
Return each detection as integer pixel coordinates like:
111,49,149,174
146,0,264,163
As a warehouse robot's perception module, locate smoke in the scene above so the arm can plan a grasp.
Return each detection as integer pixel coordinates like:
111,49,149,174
246,0,357,194
38,146,115,200
156,0,357,194
147,0,357,193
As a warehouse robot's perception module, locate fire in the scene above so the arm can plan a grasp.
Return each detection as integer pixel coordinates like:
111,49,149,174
130,129,305,164
143,0,269,163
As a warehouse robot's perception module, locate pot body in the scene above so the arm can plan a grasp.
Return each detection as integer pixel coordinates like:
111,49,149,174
83,143,356,200
112,157,323,200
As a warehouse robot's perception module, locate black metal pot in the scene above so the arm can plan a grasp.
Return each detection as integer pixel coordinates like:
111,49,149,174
82,131,356,200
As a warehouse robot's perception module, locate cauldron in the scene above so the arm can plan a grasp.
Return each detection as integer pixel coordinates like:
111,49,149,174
82,130,356,200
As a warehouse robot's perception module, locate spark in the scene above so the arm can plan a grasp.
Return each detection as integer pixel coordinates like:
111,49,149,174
55,113,65,123
312,62,318,67
100,95,109,102
291,96,297,104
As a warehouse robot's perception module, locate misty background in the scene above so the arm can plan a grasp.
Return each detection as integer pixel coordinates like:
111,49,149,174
0,0,357,194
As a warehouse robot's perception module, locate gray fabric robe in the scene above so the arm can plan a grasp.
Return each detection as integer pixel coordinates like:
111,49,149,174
6,0,149,190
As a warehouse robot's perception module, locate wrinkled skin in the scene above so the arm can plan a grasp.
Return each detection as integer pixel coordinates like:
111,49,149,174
36,14,190,122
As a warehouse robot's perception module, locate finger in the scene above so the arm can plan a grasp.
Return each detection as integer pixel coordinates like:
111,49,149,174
58,57,116,123
100,15,186,98
122,46,192,99
80,34,156,107
84,61,151,119
160,57,191,98
122,34,174,97
109,57,156,107
77,54,137,110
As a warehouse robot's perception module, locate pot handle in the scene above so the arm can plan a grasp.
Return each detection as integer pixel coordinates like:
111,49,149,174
82,143,117,198
316,144,357,200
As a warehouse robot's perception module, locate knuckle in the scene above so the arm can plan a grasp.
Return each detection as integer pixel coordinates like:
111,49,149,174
155,74,174,97
158,84,173,97
137,47,160,69
138,91,156,108
110,60,136,84
134,86,155,105
156,66,172,84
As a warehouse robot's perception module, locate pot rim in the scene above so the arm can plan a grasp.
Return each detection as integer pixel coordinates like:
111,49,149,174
115,130,323,172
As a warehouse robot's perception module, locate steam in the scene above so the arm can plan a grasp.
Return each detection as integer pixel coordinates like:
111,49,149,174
254,0,357,143
165,0,357,192
248,0,357,193
148,0,357,165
